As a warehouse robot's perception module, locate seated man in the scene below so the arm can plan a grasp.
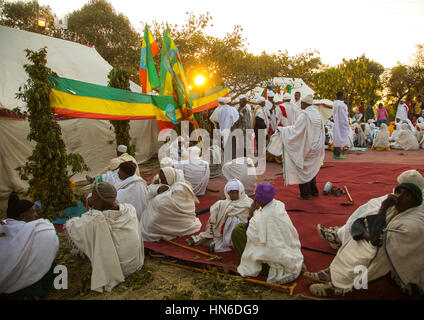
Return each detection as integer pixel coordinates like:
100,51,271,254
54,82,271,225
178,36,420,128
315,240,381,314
88,161,148,222
0,193,59,297
306,183,424,297
391,123,420,150
151,157,185,184
188,179,253,252
317,169,424,249
100,145,140,176
231,183,304,285
353,124,366,147
140,167,202,242
372,123,390,150
222,157,257,196
65,182,144,293
174,146,210,196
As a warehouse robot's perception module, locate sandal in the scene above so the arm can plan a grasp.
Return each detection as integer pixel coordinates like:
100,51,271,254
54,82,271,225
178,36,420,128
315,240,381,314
316,224,342,250
309,282,348,297
303,268,331,283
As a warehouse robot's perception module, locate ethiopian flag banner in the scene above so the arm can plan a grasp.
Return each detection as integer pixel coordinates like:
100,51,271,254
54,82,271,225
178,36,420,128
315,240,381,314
49,76,228,122
139,25,160,94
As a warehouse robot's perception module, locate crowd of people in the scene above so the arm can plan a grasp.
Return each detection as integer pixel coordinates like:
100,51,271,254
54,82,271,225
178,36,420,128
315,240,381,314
1,90,423,299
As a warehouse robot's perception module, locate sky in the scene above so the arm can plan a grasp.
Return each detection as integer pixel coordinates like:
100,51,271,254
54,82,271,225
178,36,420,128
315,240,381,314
38,0,424,68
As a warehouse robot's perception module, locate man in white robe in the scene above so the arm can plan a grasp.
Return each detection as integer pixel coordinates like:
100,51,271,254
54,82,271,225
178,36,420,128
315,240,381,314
188,179,253,252
267,94,325,200
222,157,257,196
218,97,239,147
100,145,140,176
174,146,210,196
65,182,144,293
140,167,202,242
307,182,424,297
0,193,59,296
152,156,185,184
253,97,270,154
277,93,300,127
395,100,409,123
332,91,350,159
317,169,424,249
293,91,302,110
265,90,278,134
232,183,304,285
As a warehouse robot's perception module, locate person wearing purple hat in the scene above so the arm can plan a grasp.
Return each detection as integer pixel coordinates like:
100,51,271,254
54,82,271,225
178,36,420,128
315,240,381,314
231,183,303,285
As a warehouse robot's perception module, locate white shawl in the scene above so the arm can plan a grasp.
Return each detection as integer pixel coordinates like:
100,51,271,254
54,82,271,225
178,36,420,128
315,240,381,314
0,218,59,294
237,199,303,284
115,174,149,222
64,203,144,293
268,106,324,185
222,157,257,196
395,103,409,122
140,169,201,242
372,124,390,149
392,123,420,150
332,100,350,148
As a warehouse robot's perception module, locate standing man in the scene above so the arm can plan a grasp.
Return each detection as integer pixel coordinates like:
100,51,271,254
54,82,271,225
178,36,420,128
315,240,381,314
267,94,325,200
293,91,302,110
364,101,375,122
265,90,278,134
395,100,409,123
332,91,350,160
218,96,240,159
235,94,254,156
253,97,269,155
99,144,140,176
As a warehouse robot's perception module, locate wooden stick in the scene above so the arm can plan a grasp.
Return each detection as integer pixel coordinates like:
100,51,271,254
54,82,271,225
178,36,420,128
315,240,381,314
160,238,222,260
344,185,353,203
161,260,297,295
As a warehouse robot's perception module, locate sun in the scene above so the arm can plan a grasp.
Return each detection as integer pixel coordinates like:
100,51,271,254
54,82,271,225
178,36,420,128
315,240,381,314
194,75,206,86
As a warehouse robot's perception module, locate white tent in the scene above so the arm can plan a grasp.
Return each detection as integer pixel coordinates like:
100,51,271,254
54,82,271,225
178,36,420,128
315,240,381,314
0,26,159,199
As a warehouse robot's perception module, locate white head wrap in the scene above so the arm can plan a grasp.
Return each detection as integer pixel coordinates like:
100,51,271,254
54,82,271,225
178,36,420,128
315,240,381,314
283,93,291,101
160,157,174,168
267,90,275,98
239,94,246,100
418,117,424,123
117,145,127,153
303,94,314,105
161,167,178,186
397,170,424,190
224,179,245,199
188,146,202,161
257,97,266,104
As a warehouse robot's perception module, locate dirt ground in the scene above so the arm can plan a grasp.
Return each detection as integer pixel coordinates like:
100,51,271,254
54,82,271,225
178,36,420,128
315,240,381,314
1,149,423,300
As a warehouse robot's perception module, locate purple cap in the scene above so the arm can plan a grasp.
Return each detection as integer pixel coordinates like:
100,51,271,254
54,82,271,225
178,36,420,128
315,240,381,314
255,183,276,205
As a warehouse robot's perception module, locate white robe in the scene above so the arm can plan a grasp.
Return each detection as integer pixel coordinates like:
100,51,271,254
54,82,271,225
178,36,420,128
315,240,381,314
64,203,144,293
0,218,59,294
140,176,201,242
115,174,149,222
222,157,257,196
395,103,409,122
293,99,302,110
372,124,390,149
174,159,210,196
268,106,325,185
392,124,420,150
191,180,253,252
218,104,240,146
237,199,304,284
278,102,300,127
332,100,350,148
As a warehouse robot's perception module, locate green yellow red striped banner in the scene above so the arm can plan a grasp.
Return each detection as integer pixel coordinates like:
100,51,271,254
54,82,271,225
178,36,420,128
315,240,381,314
48,77,228,121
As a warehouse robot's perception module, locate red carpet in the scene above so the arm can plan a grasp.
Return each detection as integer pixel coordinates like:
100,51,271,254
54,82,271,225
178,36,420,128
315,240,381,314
144,162,423,299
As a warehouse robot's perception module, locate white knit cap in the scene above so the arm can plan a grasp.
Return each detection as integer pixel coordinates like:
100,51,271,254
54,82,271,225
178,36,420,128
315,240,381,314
239,94,246,100
117,145,127,153
397,170,424,190
257,97,266,104
283,93,291,101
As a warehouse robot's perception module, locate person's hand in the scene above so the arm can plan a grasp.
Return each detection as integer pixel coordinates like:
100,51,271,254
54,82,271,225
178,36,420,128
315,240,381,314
157,185,169,194
381,194,398,210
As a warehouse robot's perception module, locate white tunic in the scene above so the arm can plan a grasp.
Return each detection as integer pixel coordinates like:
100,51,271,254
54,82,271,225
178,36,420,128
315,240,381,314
237,199,303,284
174,159,210,196
332,100,350,148
218,104,240,146
395,103,409,122
268,106,325,185
277,102,300,127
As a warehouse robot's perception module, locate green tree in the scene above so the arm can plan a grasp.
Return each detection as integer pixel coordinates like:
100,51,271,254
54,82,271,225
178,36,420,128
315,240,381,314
16,47,89,220
312,55,384,110
63,0,141,81
107,67,135,156
0,0,56,35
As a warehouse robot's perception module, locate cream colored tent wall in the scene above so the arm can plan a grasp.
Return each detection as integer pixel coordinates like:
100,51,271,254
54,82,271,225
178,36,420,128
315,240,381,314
0,26,160,199
0,117,159,199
